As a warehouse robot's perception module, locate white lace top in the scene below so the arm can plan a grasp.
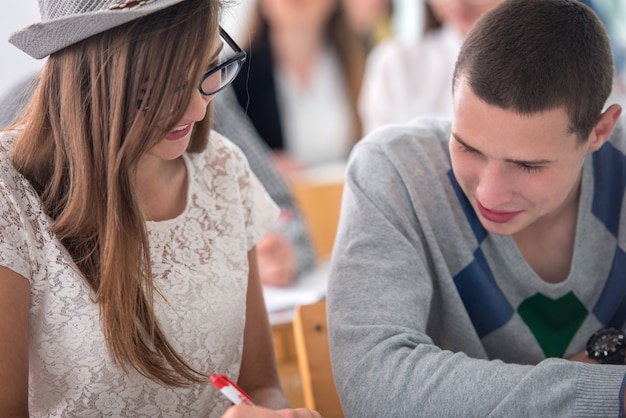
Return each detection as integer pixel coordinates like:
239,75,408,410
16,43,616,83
0,129,280,417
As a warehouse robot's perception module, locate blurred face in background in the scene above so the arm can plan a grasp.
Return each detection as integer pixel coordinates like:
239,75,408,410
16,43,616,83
259,0,337,31
427,0,503,35
341,0,391,35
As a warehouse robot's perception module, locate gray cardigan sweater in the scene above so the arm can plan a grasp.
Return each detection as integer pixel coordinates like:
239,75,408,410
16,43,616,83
328,117,626,417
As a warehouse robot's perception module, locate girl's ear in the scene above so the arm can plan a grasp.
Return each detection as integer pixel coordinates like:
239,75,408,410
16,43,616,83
588,104,622,152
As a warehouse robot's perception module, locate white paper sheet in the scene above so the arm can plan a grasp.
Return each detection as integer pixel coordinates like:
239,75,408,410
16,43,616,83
263,262,330,324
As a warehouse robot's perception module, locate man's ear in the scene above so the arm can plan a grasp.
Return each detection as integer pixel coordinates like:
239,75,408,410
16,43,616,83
588,104,622,152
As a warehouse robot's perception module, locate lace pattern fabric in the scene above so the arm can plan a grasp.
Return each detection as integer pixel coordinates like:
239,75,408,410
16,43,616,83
0,129,280,417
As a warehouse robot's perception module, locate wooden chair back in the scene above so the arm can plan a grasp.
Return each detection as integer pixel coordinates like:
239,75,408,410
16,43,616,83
292,300,344,418
290,172,344,261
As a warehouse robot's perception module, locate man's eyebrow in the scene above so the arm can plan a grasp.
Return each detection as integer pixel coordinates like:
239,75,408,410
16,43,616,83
452,132,554,165
452,133,478,152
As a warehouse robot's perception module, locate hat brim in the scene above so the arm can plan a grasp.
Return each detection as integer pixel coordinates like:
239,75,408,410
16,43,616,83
9,0,186,59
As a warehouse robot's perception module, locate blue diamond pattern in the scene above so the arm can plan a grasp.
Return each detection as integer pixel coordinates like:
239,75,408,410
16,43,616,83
453,248,514,338
591,142,626,238
448,170,487,243
593,246,626,327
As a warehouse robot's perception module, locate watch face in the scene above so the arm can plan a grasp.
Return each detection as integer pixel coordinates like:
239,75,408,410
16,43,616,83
587,328,626,363
590,331,623,351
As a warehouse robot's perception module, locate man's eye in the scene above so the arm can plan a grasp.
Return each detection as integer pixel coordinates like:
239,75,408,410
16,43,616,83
458,142,477,154
519,164,542,174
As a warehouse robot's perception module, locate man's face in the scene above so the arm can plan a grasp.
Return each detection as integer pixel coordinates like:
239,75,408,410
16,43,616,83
449,76,592,236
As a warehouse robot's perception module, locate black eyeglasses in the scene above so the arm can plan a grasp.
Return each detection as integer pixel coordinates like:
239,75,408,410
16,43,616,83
198,27,247,96
137,27,246,112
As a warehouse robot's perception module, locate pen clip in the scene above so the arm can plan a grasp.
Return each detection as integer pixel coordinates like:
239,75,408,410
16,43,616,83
210,373,255,406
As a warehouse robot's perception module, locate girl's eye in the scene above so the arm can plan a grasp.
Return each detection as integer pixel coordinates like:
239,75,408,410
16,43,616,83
137,88,149,111
207,58,222,72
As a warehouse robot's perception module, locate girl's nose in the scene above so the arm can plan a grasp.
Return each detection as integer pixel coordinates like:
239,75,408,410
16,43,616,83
185,89,212,122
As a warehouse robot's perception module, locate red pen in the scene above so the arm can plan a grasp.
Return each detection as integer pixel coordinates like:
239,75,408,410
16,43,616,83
210,373,255,406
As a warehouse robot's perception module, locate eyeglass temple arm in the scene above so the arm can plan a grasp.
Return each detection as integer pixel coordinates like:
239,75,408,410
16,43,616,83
218,26,243,53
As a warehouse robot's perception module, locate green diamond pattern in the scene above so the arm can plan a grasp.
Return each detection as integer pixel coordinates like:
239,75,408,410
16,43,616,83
517,291,588,358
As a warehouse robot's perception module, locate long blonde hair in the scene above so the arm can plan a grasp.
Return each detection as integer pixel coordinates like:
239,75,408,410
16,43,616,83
12,0,222,386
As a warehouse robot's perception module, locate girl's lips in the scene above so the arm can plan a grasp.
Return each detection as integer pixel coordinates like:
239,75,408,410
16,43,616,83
166,123,192,141
476,200,523,224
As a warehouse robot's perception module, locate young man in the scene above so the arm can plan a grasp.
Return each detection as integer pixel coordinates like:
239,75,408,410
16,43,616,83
327,0,625,416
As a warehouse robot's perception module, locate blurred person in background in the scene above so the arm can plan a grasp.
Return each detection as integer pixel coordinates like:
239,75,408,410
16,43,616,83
232,0,366,179
341,0,394,52
358,0,503,134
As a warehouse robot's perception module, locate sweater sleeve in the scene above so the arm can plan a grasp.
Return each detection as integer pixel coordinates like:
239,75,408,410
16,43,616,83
327,138,626,418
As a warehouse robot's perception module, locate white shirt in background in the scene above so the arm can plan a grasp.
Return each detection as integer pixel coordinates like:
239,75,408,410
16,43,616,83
275,47,355,167
358,25,464,134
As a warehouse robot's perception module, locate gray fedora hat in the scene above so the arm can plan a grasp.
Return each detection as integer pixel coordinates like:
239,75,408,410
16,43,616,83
9,0,188,60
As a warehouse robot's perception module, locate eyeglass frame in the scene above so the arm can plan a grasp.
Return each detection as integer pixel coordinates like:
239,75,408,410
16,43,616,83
198,26,247,96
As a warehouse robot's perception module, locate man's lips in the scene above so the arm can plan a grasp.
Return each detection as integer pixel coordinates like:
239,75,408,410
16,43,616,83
166,123,192,140
476,200,523,223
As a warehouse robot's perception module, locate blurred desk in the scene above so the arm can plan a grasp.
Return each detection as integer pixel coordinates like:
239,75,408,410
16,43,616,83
264,263,330,408
267,162,345,407
289,163,345,261
263,262,330,325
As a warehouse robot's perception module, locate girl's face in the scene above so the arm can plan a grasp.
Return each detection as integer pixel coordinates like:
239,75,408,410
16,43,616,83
260,0,337,31
146,90,212,162
143,35,223,163
141,25,246,165
427,0,503,35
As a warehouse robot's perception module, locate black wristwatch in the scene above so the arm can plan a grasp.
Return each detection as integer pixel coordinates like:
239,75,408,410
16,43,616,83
586,328,626,364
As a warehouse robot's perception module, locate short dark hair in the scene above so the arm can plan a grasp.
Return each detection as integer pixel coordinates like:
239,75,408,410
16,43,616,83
453,0,614,140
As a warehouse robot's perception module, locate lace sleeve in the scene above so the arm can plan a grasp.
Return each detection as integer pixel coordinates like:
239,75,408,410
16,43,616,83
214,131,280,251
0,150,36,281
